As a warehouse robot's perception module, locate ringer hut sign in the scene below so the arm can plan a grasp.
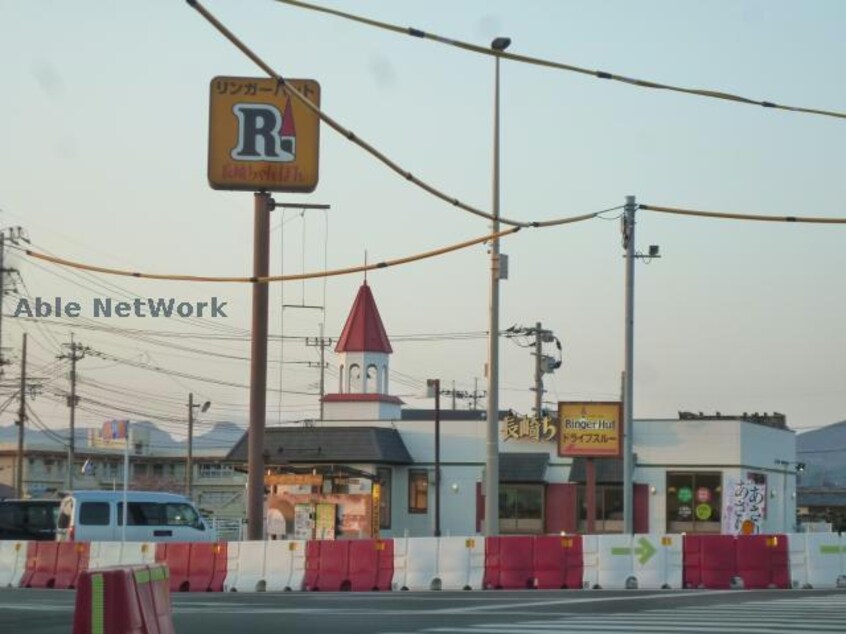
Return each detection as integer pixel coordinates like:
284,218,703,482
208,76,321,192
557,401,622,458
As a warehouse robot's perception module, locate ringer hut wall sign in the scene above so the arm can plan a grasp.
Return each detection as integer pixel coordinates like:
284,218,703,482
208,76,321,192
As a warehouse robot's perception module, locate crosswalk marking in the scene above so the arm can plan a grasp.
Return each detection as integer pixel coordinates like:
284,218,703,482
382,595,846,634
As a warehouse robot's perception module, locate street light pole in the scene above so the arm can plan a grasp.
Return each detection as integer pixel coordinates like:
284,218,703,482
186,394,211,500
485,36,511,537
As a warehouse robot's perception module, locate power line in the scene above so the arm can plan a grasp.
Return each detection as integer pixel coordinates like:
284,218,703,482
640,204,846,224
273,0,846,121
19,225,525,283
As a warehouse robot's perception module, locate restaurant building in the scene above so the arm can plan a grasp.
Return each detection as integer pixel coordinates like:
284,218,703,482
227,281,798,538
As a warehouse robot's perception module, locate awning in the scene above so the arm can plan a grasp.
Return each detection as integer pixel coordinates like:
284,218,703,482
499,452,549,482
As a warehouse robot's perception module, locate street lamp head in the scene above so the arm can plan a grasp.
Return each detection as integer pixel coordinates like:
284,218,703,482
201,401,211,413
491,37,511,52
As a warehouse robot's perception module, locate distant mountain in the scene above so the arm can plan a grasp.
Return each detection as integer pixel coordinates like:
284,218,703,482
797,420,846,488
192,421,245,450
0,420,246,455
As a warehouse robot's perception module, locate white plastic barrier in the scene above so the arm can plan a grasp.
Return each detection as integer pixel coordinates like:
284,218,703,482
393,537,437,591
223,540,306,592
393,536,484,591
438,536,485,591
791,532,846,589
224,541,266,592
0,540,29,588
591,534,683,590
87,541,155,569
582,535,600,589
788,532,809,588
265,540,305,591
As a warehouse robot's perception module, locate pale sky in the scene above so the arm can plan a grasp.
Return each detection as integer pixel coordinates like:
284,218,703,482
1,0,844,447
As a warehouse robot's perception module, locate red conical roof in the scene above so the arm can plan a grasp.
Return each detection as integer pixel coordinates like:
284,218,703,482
335,282,392,353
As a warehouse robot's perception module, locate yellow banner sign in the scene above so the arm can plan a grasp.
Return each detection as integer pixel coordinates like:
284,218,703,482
557,401,622,457
266,473,323,486
208,76,320,192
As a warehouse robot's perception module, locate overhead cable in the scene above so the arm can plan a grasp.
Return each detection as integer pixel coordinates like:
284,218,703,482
640,204,846,224
187,0,617,228
21,225,523,282
273,0,846,122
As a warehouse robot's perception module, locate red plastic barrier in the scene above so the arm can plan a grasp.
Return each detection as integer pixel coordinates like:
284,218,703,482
56,542,90,589
683,535,737,589
533,535,584,590
73,564,174,634
348,539,394,591
484,536,535,590
305,540,351,591
20,542,59,588
735,535,789,589
155,542,227,592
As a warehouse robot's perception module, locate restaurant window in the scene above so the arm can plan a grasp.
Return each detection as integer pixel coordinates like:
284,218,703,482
408,470,428,514
576,485,624,533
499,484,544,534
666,471,722,533
377,467,392,529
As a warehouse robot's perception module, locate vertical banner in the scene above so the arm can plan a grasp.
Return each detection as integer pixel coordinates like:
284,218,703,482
723,478,766,535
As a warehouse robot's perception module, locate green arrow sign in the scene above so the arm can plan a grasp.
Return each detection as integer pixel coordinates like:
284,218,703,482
611,537,657,565
819,545,846,555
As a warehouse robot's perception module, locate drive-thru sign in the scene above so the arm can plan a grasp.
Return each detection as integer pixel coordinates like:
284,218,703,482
208,76,321,192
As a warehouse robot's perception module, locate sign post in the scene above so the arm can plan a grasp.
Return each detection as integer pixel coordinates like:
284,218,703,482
558,401,623,534
208,76,321,540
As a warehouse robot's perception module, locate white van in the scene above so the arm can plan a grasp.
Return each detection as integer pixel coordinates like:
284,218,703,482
55,491,216,542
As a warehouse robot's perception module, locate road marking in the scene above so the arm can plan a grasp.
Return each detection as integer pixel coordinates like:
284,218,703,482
388,595,846,634
430,590,730,614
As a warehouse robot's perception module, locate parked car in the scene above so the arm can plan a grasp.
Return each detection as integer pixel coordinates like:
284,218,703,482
55,490,216,542
0,498,61,541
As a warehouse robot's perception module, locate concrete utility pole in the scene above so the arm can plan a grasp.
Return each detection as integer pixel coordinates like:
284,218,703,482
0,226,27,374
59,336,86,491
427,379,442,537
621,195,661,534
305,323,332,420
504,323,562,418
622,195,636,535
16,333,26,498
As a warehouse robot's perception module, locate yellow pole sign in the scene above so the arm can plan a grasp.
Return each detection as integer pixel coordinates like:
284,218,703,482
557,401,622,457
208,76,321,192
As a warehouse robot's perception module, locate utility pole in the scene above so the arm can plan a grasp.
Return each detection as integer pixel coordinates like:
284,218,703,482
472,379,485,412
621,195,661,534
533,322,544,418
0,226,28,374
16,333,26,498
59,336,86,491
504,323,562,418
187,392,194,498
305,324,332,420
622,195,636,535
427,379,441,537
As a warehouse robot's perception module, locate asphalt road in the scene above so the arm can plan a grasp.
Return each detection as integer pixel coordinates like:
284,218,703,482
1,588,844,633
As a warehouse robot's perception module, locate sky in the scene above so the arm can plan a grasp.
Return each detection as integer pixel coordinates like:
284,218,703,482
0,0,844,447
